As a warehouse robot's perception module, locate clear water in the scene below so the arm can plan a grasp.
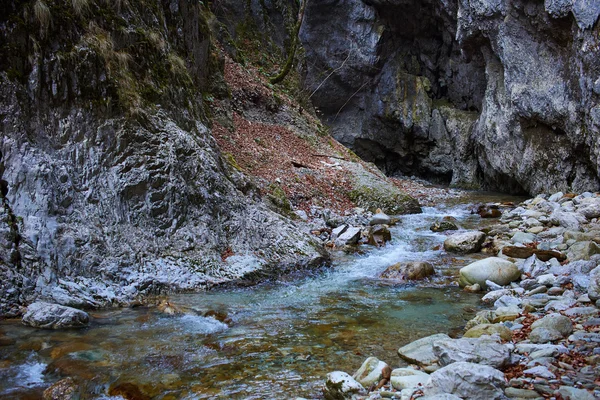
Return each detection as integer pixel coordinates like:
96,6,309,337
0,195,520,399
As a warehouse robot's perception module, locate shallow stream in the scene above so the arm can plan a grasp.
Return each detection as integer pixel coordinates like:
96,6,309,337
0,194,523,399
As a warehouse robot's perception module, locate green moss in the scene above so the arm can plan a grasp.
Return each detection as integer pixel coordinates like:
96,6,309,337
223,153,242,171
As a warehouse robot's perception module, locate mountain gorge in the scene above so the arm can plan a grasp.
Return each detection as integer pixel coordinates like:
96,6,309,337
0,0,599,317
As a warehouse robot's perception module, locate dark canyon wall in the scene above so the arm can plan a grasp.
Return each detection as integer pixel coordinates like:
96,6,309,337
300,0,600,195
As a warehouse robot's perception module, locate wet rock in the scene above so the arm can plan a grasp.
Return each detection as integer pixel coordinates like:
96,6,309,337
397,333,450,368
390,368,430,390
430,220,459,232
109,382,151,400
464,323,512,341
464,283,481,293
502,246,565,262
443,231,485,254
367,225,392,247
423,362,506,400
22,302,89,329
43,377,78,400
433,337,510,369
324,371,366,400
459,257,520,288
476,205,502,218
380,262,435,281
531,313,573,337
370,212,391,226
352,357,389,388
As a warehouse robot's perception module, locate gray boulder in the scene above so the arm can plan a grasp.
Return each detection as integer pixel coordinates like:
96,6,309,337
370,212,391,226
22,302,89,329
443,231,485,254
324,371,367,400
352,356,389,388
432,337,511,369
423,362,506,400
335,227,362,247
459,257,520,288
530,313,573,337
390,368,430,390
529,327,564,344
380,262,435,281
398,333,451,368
567,241,600,261
587,266,600,301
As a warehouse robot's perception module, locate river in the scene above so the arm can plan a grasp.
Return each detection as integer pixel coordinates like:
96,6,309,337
0,194,523,399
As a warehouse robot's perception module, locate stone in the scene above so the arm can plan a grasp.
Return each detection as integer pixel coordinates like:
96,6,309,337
529,327,564,344
531,313,573,336
589,266,600,301
432,337,511,369
464,283,481,292
494,295,522,308
43,377,78,400
324,371,367,400
335,227,362,247
352,357,389,388
459,257,520,288
331,225,348,241
423,362,506,400
511,232,536,244
464,324,512,341
430,220,459,232
504,387,540,398
523,365,555,380
397,333,451,368
380,262,435,281
493,306,522,322
390,368,430,390
567,241,600,261
556,386,596,400
370,212,391,226
536,274,556,287
22,302,89,329
443,231,486,254
521,255,549,277
367,225,392,246
549,192,564,202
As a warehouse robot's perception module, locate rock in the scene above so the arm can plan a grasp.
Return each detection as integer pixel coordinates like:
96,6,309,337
502,246,565,262
579,204,600,220
335,227,362,247
567,241,600,261
476,205,502,218
459,257,520,288
352,357,389,388
493,306,522,322
521,255,549,277
380,262,435,281
430,220,459,232
464,283,481,293
432,337,511,369
523,365,555,380
556,386,596,400
589,266,600,301
367,225,392,246
531,313,573,337
423,362,506,400
511,232,536,245
529,327,564,343
494,295,522,309
324,372,367,400
331,225,348,241
390,368,430,390
481,289,513,304
109,382,151,400
22,302,89,329
536,273,556,287
504,387,539,399
397,333,451,368
443,231,485,254
43,377,78,400
549,192,564,202
464,324,512,341
370,212,391,226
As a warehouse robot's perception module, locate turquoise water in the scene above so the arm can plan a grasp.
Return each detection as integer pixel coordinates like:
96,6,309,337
0,198,516,399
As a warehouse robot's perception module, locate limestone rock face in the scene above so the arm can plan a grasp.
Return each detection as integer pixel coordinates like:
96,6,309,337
301,0,600,194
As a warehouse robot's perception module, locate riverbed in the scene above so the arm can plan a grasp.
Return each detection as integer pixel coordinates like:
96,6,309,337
0,194,522,399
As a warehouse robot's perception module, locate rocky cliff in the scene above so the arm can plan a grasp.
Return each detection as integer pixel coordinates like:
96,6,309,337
0,0,421,316
301,0,600,195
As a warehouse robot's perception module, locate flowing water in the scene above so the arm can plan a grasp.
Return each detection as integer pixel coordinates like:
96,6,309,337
0,194,523,399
